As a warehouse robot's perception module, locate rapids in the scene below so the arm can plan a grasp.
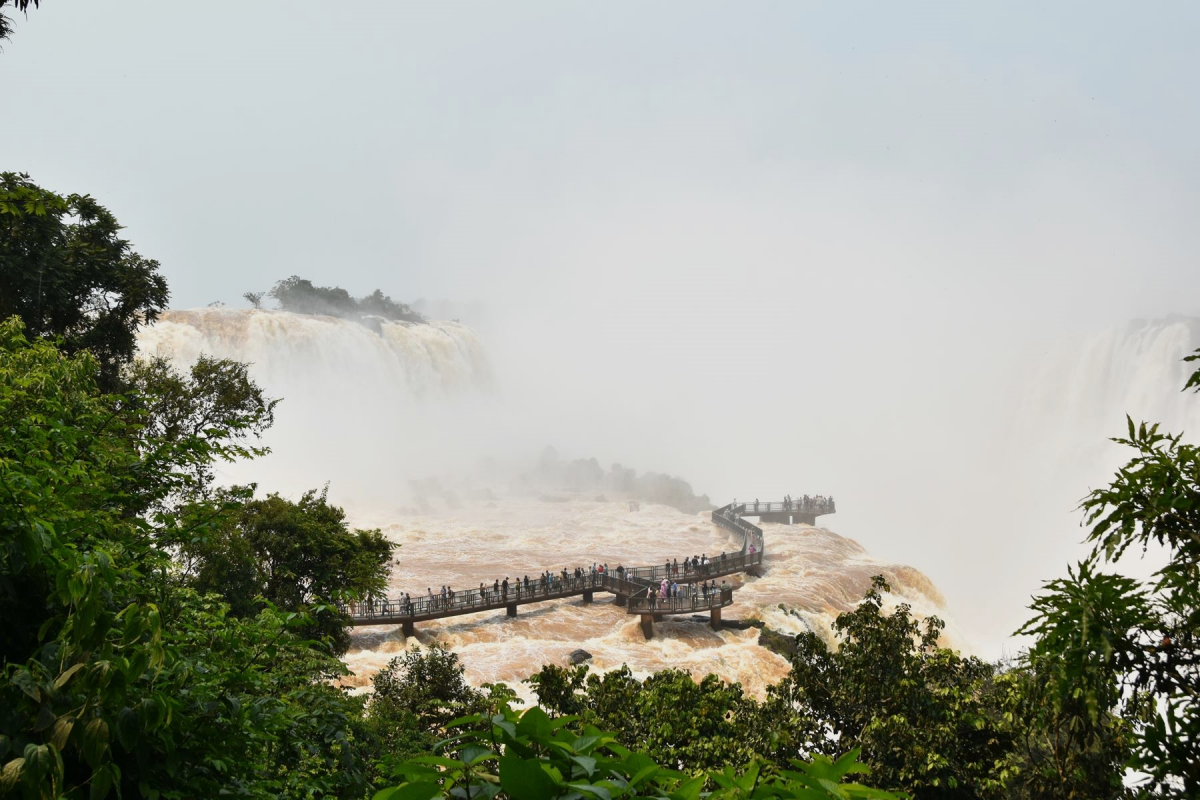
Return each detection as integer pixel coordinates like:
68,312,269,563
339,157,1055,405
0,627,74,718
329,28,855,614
340,498,948,701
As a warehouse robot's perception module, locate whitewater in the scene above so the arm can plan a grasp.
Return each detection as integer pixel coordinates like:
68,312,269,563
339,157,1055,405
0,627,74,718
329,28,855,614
136,309,1200,696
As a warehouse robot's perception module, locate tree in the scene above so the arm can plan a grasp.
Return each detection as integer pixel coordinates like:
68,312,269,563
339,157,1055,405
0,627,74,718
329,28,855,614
176,487,395,654
376,703,904,800
242,291,264,309
990,642,1134,799
0,173,170,391
0,317,372,798
527,664,801,773
777,576,1014,798
125,354,277,504
361,643,519,790
357,288,424,323
368,644,486,744
268,275,425,323
1020,348,1200,797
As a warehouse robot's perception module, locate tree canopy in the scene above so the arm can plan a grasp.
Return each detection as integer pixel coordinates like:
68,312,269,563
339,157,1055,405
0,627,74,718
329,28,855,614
0,173,169,391
266,276,424,324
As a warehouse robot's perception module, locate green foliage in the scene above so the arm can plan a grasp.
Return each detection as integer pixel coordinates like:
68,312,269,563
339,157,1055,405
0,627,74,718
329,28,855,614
0,317,371,798
776,576,1013,798
360,644,518,791
987,652,1134,799
1020,348,1200,797
527,665,811,773
0,173,169,391
126,353,278,503
370,644,487,738
376,703,903,800
176,487,395,654
269,276,424,324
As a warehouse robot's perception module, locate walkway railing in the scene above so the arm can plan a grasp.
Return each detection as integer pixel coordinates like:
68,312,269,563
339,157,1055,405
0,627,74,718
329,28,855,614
628,585,733,614
338,571,607,622
732,500,835,516
342,496,827,628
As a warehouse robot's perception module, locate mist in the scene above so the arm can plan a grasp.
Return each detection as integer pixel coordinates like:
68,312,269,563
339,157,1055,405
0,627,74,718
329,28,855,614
6,1,1200,658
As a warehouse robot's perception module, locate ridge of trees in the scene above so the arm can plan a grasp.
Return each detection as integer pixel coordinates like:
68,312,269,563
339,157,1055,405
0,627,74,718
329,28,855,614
258,276,425,325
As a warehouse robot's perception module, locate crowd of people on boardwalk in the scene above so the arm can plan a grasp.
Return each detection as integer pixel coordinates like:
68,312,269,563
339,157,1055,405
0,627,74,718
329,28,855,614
782,494,835,513
343,554,739,619
730,495,834,515
343,498,790,620
640,577,729,610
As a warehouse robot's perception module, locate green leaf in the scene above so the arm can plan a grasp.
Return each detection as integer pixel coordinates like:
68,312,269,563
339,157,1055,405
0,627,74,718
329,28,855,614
53,663,85,689
462,745,495,766
391,782,443,800
570,755,597,777
499,757,559,800
567,782,612,800
516,707,553,741
670,775,705,800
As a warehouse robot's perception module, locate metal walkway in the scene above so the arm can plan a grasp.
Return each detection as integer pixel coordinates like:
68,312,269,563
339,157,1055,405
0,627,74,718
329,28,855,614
339,498,833,639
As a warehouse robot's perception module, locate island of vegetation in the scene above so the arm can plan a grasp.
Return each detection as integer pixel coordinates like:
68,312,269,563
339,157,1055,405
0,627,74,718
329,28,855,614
243,276,426,325
2,177,1198,798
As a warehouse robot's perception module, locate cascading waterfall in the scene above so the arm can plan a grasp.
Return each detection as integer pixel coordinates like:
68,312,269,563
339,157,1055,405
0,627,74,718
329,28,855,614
1009,316,1200,493
137,309,495,497
139,308,492,398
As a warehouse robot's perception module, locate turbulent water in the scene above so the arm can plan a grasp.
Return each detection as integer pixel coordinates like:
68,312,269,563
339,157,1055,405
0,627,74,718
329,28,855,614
135,309,1200,694
340,499,946,701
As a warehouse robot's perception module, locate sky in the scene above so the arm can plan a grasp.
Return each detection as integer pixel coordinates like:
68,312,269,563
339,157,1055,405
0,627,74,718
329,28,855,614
5,1,1200,654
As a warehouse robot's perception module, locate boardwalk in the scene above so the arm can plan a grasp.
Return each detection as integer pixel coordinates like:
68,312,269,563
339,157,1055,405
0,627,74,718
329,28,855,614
341,497,834,639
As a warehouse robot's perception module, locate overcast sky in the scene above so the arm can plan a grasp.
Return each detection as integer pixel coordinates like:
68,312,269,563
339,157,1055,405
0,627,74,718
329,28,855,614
5,1,1200,653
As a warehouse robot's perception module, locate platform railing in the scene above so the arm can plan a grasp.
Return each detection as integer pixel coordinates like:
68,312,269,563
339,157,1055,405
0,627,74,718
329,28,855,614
339,571,607,621
628,585,733,614
343,495,812,625
731,500,835,516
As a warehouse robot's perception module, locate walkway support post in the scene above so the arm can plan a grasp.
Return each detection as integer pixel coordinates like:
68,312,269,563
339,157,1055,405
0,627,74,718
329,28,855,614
582,590,593,603
506,603,517,617
614,594,627,607
640,614,654,639
402,620,415,637
710,607,722,630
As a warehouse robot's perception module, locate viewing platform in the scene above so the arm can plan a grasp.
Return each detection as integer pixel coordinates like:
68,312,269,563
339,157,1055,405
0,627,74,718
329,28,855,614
733,497,835,526
341,495,828,639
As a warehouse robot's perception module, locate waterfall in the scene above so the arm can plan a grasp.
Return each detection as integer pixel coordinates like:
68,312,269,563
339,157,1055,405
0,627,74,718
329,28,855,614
137,309,494,497
1010,316,1200,490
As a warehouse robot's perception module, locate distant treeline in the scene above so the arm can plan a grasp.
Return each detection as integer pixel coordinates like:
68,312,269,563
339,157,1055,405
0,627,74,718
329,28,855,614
515,447,714,514
245,275,425,323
